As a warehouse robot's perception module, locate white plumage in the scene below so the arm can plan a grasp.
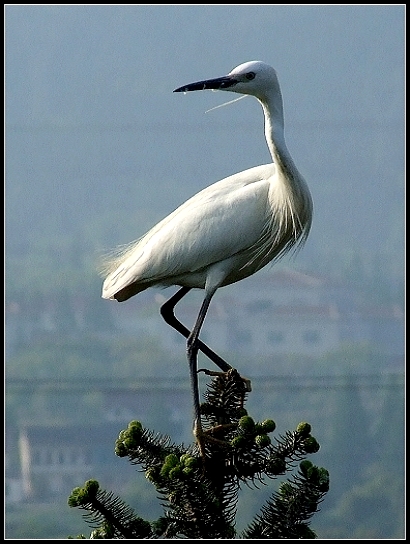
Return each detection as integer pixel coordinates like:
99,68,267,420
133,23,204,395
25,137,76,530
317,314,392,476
101,61,313,451
102,163,310,302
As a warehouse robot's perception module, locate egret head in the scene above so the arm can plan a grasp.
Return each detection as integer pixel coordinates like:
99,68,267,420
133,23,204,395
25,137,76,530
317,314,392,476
174,61,281,103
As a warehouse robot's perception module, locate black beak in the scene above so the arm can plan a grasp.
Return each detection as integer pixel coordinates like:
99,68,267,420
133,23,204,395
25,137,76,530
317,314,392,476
174,76,237,93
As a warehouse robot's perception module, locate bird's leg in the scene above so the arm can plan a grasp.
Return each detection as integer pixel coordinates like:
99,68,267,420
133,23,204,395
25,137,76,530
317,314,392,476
186,289,216,457
160,287,232,372
161,287,251,456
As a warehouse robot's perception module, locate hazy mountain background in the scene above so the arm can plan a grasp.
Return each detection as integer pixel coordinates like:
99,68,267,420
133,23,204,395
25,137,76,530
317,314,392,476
6,5,404,296
5,6,405,539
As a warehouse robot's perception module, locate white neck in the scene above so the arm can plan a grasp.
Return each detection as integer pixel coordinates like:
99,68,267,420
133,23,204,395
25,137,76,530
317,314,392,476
260,98,299,182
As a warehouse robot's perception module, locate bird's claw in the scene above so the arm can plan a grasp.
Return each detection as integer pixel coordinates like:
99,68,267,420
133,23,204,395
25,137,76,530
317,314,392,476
194,419,237,459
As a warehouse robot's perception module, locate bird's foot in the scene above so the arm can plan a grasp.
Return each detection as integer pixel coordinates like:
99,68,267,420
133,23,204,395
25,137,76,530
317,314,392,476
194,419,236,460
193,418,207,460
194,367,252,461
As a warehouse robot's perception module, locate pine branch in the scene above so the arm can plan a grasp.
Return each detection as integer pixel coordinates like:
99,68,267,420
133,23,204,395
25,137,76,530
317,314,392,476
68,368,329,538
68,479,152,538
114,419,186,470
242,461,330,538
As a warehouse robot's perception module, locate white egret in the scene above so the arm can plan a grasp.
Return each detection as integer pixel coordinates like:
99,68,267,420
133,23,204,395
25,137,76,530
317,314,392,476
101,61,313,453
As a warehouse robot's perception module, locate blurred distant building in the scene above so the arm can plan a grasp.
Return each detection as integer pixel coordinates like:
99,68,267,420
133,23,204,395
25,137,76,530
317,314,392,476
6,268,404,361
6,386,191,504
109,268,404,362
8,422,132,502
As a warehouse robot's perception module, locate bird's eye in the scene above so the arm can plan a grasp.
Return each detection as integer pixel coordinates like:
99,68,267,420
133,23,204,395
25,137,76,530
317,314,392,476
245,72,256,80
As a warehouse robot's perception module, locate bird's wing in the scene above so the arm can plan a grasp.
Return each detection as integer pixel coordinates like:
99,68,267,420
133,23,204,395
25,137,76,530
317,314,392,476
102,164,275,298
